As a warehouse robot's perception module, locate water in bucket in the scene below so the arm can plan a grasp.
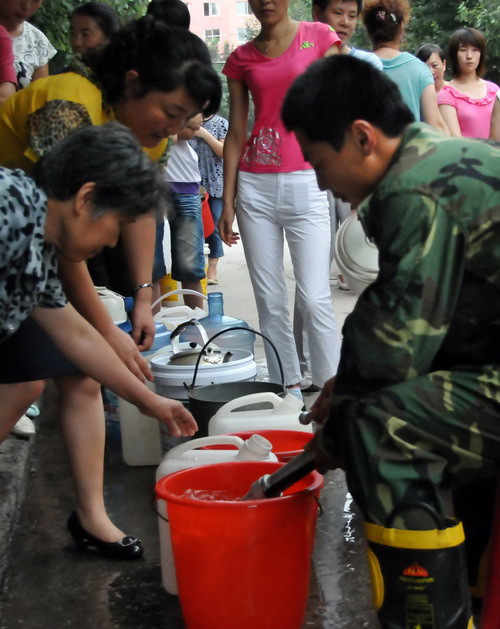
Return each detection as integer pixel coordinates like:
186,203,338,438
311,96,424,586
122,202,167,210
155,461,323,629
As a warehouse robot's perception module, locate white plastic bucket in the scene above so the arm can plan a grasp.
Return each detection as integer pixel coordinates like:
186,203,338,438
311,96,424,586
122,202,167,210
151,347,257,402
335,213,379,296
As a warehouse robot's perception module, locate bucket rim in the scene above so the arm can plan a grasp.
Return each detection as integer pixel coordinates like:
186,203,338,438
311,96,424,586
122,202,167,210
155,461,323,507
187,380,284,403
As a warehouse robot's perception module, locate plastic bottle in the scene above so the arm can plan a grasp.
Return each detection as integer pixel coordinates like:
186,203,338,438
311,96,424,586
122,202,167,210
155,434,277,595
179,292,255,355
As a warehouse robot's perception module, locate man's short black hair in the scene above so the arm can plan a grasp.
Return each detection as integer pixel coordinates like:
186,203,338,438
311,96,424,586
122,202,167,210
282,55,414,151
312,0,363,15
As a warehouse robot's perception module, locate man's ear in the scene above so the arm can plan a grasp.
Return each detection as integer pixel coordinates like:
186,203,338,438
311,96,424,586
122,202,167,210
73,182,96,217
123,70,141,99
351,120,377,156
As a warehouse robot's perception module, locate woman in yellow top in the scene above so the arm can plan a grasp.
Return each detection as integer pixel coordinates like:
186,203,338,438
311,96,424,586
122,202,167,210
0,16,221,559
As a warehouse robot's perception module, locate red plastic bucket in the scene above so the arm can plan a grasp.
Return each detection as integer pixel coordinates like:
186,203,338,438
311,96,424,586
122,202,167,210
201,430,313,462
155,461,323,629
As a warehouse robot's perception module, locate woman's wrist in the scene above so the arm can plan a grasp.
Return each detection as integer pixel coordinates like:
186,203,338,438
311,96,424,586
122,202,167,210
133,282,153,294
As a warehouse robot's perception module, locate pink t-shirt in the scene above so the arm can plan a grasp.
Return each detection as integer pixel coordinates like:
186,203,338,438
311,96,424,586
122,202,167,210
223,22,340,173
438,81,499,139
0,25,16,85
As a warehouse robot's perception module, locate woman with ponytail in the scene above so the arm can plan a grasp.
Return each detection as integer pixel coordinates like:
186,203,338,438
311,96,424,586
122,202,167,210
363,0,447,133
0,17,221,559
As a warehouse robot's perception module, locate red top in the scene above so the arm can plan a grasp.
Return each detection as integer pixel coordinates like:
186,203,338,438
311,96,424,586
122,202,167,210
0,25,16,85
223,22,340,173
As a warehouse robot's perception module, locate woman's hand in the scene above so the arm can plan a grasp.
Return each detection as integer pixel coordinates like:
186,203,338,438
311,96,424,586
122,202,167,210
104,325,153,382
130,296,156,351
139,396,198,438
219,203,240,246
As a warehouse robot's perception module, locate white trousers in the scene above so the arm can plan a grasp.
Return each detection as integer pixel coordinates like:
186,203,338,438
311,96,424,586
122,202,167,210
236,170,341,386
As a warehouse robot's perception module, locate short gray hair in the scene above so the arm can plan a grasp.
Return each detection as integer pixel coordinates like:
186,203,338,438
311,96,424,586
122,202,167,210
32,122,168,220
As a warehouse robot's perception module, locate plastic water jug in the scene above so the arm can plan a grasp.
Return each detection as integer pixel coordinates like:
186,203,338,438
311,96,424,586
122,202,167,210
116,289,205,466
179,292,255,356
156,434,277,595
208,392,313,436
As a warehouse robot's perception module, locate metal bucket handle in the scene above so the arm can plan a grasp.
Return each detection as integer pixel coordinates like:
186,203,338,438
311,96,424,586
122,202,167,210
188,327,286,395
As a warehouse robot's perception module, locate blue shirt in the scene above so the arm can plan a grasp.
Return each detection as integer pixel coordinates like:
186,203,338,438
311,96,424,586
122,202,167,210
379,52,433,120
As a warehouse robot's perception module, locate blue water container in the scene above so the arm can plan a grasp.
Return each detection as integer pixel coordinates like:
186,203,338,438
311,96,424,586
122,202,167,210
179,292,255,355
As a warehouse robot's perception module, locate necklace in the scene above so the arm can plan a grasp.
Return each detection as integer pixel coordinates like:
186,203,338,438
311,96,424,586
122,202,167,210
256,23,293,54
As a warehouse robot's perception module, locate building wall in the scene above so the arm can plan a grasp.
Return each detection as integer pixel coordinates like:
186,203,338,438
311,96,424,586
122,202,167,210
186,0,258,52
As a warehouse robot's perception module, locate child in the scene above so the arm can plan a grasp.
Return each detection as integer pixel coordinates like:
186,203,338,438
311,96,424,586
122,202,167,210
189,113,228,285
0,0,56,88
165,114,206,310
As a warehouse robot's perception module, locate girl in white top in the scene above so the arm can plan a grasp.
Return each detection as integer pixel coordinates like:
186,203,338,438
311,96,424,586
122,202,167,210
0,0,56,88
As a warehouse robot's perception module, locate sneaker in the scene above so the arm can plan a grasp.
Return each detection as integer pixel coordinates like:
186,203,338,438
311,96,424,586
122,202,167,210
25,403,40,418
11,415,36,437
299,378,320,393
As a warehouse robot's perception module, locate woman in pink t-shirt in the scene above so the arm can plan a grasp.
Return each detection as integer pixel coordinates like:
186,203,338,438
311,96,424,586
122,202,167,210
220,0,341,393
490,91,500,141
438,28,499,139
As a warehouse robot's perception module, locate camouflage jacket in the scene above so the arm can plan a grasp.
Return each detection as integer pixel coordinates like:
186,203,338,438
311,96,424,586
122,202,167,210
333,122,500,402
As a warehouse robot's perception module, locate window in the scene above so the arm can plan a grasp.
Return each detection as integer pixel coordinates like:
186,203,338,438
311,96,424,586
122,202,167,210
236,1,250,15
204,2,220,16
205,29,221,42
237,28,247,44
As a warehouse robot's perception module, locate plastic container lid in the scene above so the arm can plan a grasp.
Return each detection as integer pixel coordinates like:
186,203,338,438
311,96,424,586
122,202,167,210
150,346,257,387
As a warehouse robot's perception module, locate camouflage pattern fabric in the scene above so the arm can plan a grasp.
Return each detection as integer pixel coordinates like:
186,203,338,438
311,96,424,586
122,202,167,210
320,123,500,528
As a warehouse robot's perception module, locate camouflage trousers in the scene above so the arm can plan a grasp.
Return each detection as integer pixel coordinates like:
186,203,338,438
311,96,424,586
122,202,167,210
333,365,500,529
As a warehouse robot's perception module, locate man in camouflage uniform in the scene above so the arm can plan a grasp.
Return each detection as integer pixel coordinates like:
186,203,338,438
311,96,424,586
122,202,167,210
282,55,500,629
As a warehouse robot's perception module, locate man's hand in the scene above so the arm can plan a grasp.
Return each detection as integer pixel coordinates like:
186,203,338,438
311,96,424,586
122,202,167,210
305,429,344,474
308,376,336,425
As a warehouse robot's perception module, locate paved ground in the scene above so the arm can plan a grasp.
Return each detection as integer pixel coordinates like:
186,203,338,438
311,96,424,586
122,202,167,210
0,239,380,628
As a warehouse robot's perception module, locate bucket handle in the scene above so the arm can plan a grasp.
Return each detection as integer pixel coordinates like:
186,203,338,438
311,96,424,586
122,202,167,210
188,327,286,395
151,495,169,523
211,391,285,417
170,434,245,455
150,289,207,312
169,319,216,355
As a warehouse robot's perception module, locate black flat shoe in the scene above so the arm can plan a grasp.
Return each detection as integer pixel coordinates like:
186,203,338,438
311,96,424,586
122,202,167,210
67,512,144,560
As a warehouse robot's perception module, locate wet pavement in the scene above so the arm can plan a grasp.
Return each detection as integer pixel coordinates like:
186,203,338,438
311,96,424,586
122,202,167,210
0,240,379,628
0,384,378,629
